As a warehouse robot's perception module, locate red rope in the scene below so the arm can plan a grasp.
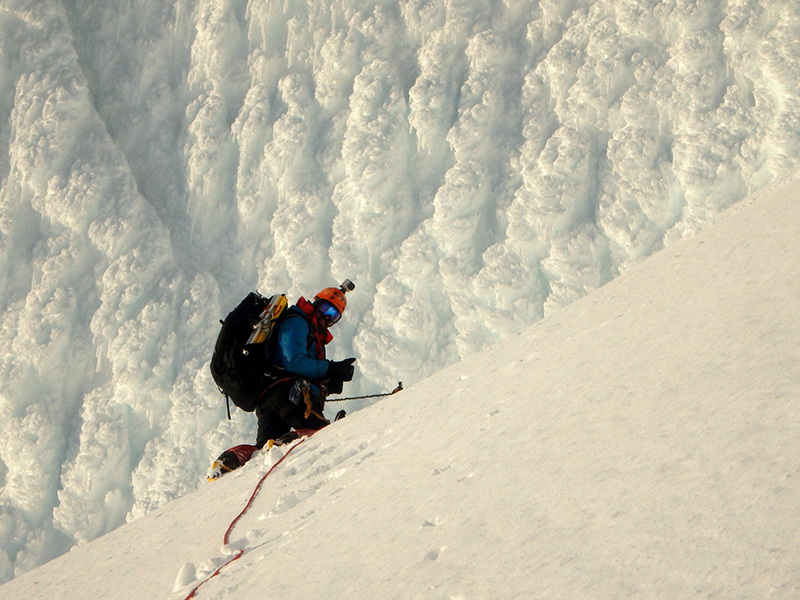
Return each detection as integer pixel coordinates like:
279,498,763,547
183,432,315,599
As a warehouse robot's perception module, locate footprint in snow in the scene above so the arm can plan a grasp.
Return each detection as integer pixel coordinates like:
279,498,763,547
424,547,445,562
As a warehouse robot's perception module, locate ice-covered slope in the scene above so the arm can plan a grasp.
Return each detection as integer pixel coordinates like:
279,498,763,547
2,169,798,600
2,0,800,582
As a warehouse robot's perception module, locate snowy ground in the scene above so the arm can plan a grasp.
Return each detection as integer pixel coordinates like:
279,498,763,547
1,162,798,600
1,0,800,583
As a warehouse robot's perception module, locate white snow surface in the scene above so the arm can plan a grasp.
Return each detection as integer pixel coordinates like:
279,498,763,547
1,166,798,599
1,0,800,583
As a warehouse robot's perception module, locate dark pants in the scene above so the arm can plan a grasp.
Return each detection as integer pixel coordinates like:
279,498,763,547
255,380,329,448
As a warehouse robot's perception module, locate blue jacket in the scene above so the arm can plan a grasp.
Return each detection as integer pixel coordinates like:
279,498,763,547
270,306,330,380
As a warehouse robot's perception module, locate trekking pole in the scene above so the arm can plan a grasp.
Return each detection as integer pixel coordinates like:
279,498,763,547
328,382,403,402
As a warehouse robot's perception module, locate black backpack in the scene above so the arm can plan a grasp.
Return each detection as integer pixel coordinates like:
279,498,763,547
210,292,288,417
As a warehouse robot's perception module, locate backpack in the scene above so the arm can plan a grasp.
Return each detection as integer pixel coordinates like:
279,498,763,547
210,292,288,417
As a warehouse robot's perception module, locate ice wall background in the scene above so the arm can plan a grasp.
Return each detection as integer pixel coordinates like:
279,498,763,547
0,0,798,583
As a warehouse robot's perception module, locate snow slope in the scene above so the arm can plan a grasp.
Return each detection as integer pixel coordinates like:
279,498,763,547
2,0,800,582
2,168,798,599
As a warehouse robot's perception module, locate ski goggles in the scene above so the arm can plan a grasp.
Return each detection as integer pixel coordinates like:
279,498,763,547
315,300,342,325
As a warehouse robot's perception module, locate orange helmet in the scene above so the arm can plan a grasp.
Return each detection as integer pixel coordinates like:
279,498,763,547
314,287,347,314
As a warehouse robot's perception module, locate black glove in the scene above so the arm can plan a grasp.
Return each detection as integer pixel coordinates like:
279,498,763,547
327,358,356,383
